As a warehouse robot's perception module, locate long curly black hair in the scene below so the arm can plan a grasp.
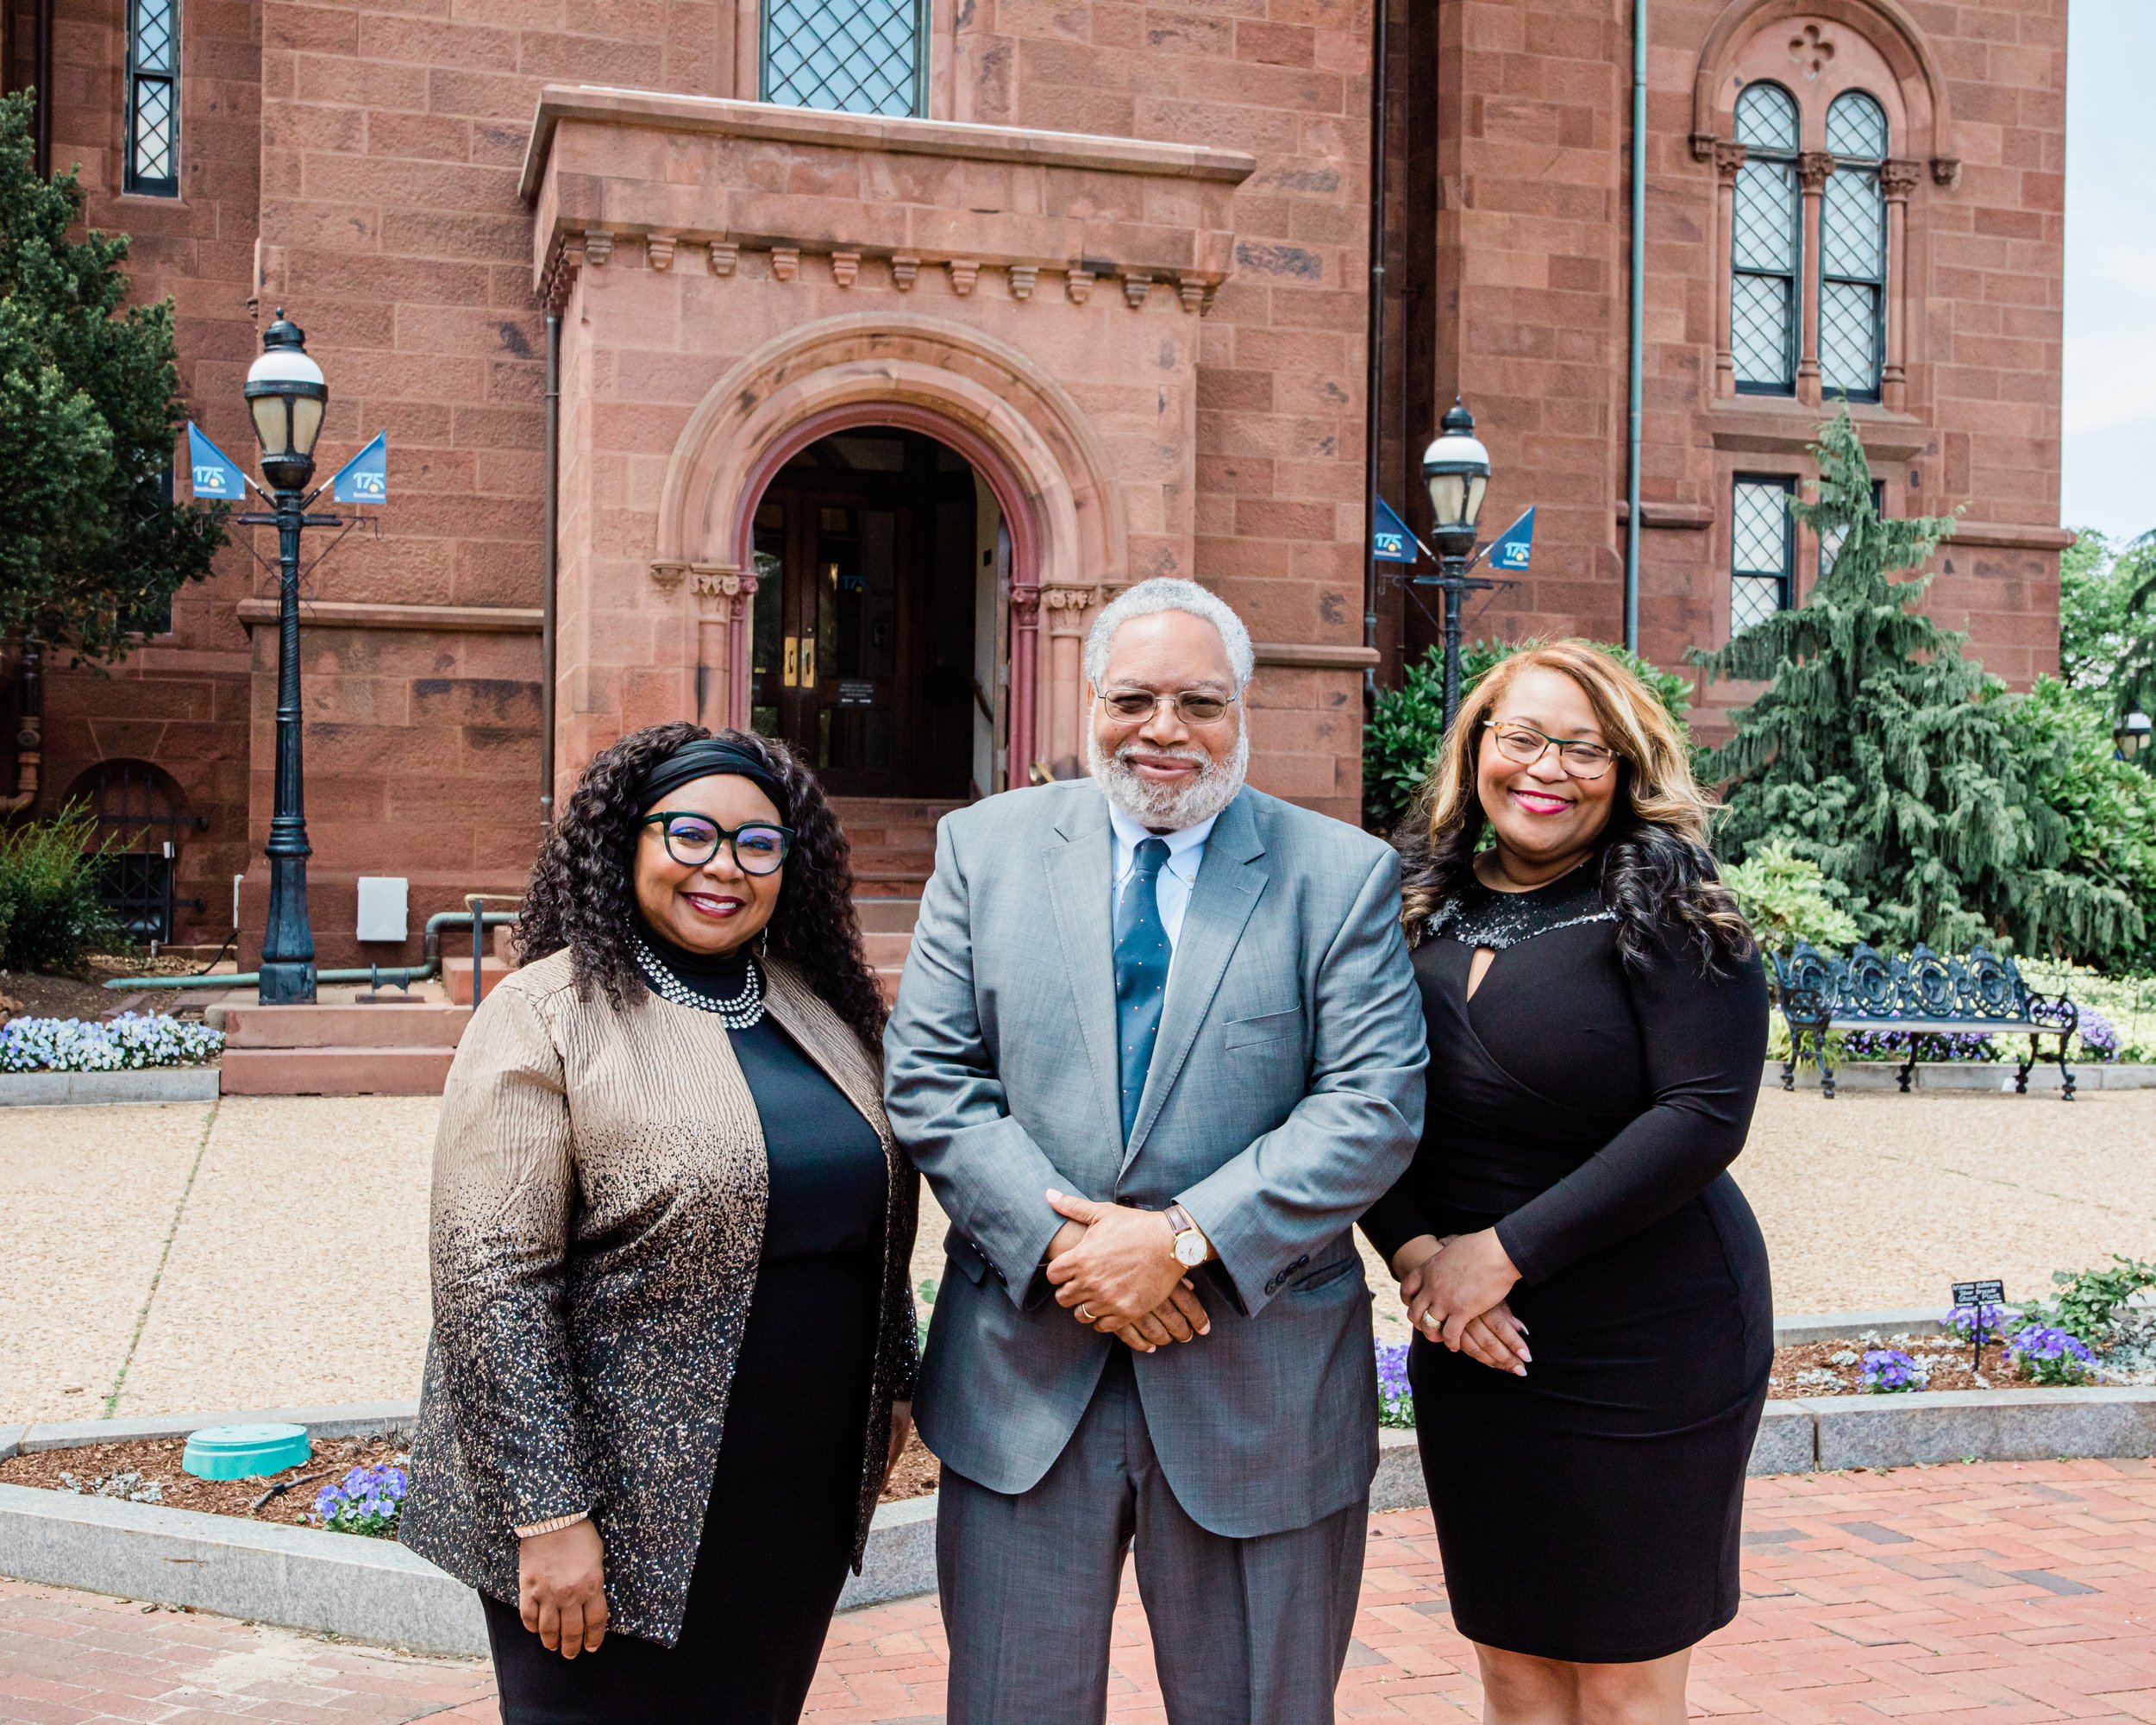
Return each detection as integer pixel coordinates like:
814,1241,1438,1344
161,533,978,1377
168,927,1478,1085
516,723,887,1048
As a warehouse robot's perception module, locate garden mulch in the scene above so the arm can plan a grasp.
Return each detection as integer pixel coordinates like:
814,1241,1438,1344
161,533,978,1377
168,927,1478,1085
0,1431,939,1527
1771,1338,2066,1397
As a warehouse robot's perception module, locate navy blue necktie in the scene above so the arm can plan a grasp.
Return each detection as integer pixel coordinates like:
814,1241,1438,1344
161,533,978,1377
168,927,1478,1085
1114,838,1172,1145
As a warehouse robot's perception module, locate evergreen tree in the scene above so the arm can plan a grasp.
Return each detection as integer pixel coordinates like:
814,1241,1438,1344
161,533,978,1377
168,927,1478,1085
0,89,223,663
1694,409,2140,961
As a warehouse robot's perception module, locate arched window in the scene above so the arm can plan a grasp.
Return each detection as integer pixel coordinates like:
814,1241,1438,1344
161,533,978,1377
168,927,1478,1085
1820,91,1889,401
1730,83,1801,395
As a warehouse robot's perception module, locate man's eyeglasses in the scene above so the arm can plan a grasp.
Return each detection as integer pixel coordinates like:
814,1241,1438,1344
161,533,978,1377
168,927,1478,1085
1482,719,1617,781
1097,688,1238,725
640,813,795,875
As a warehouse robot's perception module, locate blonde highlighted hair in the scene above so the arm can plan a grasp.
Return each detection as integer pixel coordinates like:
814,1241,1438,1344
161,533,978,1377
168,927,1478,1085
1396,641,1753,970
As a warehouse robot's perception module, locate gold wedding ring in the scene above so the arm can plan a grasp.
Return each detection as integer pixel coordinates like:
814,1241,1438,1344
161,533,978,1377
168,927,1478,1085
1078,1303,1096,1323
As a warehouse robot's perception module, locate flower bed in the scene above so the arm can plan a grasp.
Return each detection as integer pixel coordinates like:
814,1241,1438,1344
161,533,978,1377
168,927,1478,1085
0,1012,222,1073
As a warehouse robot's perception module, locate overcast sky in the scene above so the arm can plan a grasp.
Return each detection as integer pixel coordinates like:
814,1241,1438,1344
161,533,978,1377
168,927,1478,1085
2062,0,2156,544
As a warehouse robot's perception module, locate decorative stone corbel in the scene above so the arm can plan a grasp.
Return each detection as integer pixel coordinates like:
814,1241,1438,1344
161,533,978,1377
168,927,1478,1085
1122,271,1153,310
645,235,675,271
1177,275,1206,314
770,247,799,283
582,229,614,267
1714,140,1748,184
1929,156,1961,188
1066,267,1094,305
649,560,689,593
1689,131,1720,164
830,250,860,288
891,253,920,291
708,240,739,277
1008,265,1037,301
949,259,981,297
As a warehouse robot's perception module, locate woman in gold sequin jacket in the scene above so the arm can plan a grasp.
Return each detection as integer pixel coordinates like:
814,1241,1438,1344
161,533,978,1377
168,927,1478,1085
401,724,919,1725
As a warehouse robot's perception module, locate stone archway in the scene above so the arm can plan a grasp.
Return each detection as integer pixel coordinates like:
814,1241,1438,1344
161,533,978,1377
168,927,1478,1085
649,312,1131,778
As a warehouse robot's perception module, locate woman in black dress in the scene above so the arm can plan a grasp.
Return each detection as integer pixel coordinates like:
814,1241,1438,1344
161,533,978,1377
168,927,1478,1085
401,724,918,1724
1362,643,1769,1725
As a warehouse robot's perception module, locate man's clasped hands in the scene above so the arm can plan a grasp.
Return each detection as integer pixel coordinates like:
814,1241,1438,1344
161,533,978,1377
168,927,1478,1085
1041,1188,1534,1375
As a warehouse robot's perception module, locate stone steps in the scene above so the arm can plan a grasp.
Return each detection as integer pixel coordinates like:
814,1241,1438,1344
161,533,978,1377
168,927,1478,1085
216,1001,467,1097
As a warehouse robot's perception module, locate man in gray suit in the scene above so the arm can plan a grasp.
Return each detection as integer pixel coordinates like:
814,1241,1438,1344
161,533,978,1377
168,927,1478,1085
884,578,1428,1724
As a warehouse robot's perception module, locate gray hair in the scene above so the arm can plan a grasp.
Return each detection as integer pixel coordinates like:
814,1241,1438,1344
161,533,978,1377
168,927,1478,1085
1082,578,1256,693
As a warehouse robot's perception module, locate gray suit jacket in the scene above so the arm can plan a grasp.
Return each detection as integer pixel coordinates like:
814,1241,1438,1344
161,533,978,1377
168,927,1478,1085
883,779,1427,1539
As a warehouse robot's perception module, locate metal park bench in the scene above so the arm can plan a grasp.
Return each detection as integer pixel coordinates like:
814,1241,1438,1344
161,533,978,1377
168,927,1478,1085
1770,940,2078,1101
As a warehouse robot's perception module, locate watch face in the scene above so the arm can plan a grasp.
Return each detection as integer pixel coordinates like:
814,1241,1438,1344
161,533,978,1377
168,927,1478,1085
1174,1231,1207,1267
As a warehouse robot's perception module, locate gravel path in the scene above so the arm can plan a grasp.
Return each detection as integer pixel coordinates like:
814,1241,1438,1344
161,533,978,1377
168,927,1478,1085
2,1088,2150,1421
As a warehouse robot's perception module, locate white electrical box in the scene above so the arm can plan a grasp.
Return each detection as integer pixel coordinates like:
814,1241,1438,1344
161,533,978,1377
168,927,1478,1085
355,876,410,943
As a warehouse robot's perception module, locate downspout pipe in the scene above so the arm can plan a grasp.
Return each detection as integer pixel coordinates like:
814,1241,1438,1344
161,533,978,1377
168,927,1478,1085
540,310,561,829
1623,0,1647,653
1361,0,1391,708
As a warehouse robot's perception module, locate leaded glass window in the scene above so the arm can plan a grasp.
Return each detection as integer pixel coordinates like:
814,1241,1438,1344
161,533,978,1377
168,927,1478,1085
1820,91,1887,401
1731,83,1800,394
125,0,179,197
762,0,927,118
1819,480,1887,580
1732,476,1795,635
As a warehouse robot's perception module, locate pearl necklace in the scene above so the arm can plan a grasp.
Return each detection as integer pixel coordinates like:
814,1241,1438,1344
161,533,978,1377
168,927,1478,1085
632,934,766,1029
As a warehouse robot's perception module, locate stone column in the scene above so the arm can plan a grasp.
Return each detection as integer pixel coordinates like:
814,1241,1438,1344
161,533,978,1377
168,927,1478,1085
1713,141,1747,399
1796,152,1835,407
1009,584,1040,782
1041,585,1100,779
1879,159,1922,414
690,567,747,733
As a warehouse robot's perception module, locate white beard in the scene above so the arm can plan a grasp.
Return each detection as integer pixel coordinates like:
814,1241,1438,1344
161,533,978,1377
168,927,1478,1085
1087,722,1250,831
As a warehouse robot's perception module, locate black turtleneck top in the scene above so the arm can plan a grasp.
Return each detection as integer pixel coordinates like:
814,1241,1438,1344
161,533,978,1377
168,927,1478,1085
636,928,887,1262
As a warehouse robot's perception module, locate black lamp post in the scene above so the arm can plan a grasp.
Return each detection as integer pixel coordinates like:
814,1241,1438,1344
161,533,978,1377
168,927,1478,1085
2118,709,2153,768
243,310,329,1005
1419,398,1494,732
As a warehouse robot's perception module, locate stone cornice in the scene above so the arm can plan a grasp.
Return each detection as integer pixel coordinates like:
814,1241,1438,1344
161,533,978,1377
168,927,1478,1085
519,86,1257,205
1252,642,1380,670
235,599,542,634
1946,522,2078,553
1707,401,1933,463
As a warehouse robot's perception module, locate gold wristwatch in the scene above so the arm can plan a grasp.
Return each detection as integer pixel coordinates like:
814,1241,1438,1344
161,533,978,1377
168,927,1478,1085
1165,1203,1208,1268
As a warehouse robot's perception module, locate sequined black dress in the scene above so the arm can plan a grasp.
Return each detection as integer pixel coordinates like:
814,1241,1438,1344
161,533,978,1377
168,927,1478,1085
1360,864,1772,1663
484,932,890,1724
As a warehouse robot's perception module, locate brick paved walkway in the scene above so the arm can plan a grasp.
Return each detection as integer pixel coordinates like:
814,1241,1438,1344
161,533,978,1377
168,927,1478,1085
4,1459,2154,1722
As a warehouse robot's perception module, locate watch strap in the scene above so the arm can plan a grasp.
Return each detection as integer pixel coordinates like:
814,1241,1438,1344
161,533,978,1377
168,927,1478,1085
1165,1203,1196,1235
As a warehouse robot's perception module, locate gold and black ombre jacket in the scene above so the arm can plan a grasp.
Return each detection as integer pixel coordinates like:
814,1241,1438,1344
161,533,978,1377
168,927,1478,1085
399,947,918,1647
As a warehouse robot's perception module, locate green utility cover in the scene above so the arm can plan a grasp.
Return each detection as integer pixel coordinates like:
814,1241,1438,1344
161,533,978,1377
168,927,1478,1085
181,1422,312,1481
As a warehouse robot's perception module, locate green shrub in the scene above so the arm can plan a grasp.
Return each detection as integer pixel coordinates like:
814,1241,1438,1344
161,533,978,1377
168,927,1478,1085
0,804,128,971
1363,638,1694,832
1721,842,1864,954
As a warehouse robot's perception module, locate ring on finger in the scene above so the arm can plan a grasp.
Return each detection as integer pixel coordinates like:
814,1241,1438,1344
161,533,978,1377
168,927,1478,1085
1420,1309,1445,1332
1077,1303,1095,1324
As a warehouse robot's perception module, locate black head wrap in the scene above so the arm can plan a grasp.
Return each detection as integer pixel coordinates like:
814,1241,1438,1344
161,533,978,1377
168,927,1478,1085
634,736,792,823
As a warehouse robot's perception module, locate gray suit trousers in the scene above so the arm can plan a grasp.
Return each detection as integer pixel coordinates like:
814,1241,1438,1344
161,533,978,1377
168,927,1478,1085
937,1351,1367,1725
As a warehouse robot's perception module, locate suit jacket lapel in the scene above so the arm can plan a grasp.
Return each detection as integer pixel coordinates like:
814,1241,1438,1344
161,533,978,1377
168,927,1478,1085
1123,793,1269,1169
1044,791,1125,1149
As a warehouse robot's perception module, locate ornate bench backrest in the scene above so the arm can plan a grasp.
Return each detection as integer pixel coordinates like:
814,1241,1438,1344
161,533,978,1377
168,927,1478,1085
1771,939,2036,1026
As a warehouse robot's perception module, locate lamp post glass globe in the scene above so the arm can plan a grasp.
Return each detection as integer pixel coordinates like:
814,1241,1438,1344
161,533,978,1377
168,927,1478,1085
243,310,327,492
2120,710,2153,764
1421,398,1491,555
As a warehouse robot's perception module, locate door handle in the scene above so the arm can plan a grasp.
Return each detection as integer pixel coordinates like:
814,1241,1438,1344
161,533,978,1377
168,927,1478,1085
801,637,816,688
783,637,798,688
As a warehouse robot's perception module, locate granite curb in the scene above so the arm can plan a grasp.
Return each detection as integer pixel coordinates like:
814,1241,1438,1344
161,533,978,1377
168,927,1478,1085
0,1067,219,1107
9,1382,2156,1649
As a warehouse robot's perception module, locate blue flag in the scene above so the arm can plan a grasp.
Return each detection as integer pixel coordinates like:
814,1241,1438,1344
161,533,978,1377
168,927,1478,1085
329,431,388,504
1371,496,1418,564
185,423,247,500
1487,506,1534,572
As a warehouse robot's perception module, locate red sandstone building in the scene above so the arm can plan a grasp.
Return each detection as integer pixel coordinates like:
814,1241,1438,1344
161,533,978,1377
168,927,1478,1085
0,0,2070,969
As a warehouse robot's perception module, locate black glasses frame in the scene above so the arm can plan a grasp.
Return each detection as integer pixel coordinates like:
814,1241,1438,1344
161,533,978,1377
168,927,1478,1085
639,812,797,874
1480,719,1617,781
